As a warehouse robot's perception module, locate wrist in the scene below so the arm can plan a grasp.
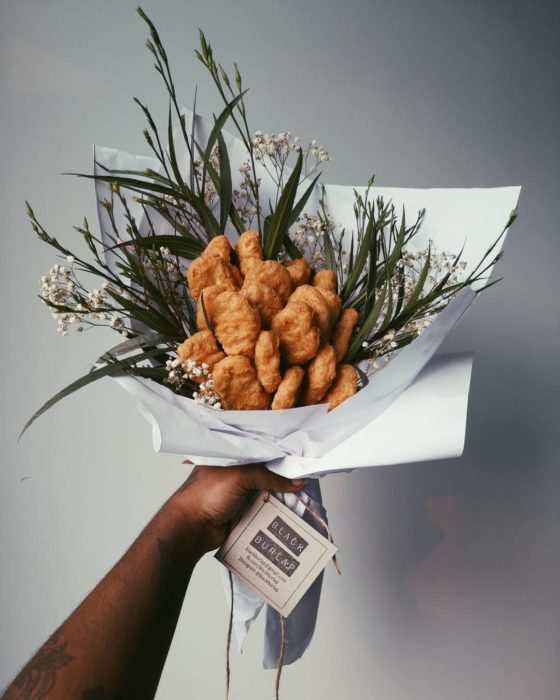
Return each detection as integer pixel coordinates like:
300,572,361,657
164,492,213,559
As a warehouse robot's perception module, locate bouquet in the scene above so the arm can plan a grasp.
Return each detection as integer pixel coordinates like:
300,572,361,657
23,7,521,678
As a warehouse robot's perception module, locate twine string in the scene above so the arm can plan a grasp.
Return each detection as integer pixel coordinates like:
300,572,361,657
225,569,234,700
224,488,339,700
274,490,342,575
275,613,286,700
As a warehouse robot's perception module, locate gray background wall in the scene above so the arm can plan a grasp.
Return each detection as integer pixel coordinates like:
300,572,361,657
1,0,559,698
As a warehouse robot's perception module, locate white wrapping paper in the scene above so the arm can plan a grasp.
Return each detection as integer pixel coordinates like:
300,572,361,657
93,111,520,666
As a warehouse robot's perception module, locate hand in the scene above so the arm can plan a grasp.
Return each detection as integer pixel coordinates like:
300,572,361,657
168,464,308,554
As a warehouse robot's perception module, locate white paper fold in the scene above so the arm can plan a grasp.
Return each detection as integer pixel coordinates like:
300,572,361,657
93,110,520,667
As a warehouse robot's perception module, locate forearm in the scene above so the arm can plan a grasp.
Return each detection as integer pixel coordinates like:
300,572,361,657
2,491,204,700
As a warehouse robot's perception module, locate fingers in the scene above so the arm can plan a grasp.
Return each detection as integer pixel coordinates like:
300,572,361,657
241,464,308,494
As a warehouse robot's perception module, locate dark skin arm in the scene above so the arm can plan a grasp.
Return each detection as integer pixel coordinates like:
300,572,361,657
1,464,307,700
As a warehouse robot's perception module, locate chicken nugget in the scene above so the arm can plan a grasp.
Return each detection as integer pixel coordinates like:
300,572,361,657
187,257,237,298
312,269,337,293
205,235,231,261
271,300,321,365
213,355,269,410
213,260,240,290
239,282,283,329
271,366,305,410
282,257,311,288
324,364,358,411
303,343,337,405
197,285,229,330
332,308,359,362
317,288,342,330
244,260,293,304
176,330,226,382
254,331,282,393
230,264,243,287
209,290,261,358
288,285,331,339
186,255,216,298
235,230,263,277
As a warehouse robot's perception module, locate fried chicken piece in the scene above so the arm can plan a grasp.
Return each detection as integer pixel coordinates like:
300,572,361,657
213,355,270,410
244,260,293,305
282,257,311,288
205,235,232,261
213,260,240,290
317,288,342,330
324,364,358,411
303,343,337,405
254,331,282,393
230,264,243,287
271,366,305,410
197,285,229,330
240,281,283,329
235,230,263,277
176,330,226,382
312,269,337,293
209,290,261,358
271,300,321,365
186,235,240,298
187,257,238,298
288,285,331,339
332,308,359,362
186,255,216,298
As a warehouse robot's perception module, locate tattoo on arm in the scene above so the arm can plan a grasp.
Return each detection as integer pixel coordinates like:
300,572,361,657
3,631,73,700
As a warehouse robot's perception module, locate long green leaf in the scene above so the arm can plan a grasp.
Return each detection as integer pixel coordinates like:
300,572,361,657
323,226,336,271
197,90,248,200
167,101,187,193
341,215,375,301
20,347,167,438
377,279,394,336
286,173,321,228
97,331,169,366
345,282,388,361
217,129,232,233
283,235,302,260
263,149,303,260
143,201,206,247
108,234,204,259
200,156,245,234
401,245,431,315
377,212,407,287
108,290,179,337
77,172,222,239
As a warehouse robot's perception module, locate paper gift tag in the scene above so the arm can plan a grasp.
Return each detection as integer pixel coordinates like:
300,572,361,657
216,491,338,617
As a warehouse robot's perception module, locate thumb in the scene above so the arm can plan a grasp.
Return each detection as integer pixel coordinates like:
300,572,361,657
243,464,308,494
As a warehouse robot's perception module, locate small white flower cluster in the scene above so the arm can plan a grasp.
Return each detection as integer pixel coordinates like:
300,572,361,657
232,160,260,225
164,357,222,409
252,131,331,165
292,213,330,267
399,242,467,288
40,262,74,306
155,245,186,282
294,214,325,245
40,261,127,337
193,376,221,409
192,151,221,207
361,244,468,375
